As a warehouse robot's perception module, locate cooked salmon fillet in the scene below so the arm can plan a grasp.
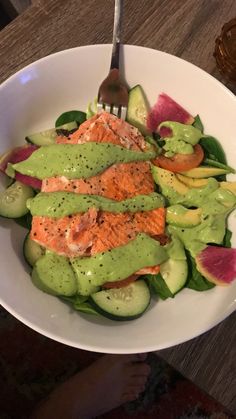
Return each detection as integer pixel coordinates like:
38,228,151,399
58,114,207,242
57,112,146,150
43,112,153,200
31,207,165,258
31,112,166,275
42,162,154,200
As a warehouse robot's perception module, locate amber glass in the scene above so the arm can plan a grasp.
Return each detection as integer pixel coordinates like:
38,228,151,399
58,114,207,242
214,18,236,82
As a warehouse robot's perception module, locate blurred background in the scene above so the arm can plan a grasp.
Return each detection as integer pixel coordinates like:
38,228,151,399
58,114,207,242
0,0,31,28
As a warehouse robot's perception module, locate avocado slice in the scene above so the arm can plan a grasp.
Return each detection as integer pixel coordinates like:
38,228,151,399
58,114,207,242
166,204,202,227
152,166,189,195
180,166,230,178
220,181,236,195
176,173,209,188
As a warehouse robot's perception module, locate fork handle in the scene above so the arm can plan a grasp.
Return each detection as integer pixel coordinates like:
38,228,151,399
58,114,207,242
110,0,123,69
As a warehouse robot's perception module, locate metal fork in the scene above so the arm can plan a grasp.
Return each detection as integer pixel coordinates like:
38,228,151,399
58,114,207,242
97,0,128,120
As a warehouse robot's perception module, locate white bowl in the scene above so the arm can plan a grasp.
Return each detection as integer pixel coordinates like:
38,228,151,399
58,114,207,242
0,45,236,353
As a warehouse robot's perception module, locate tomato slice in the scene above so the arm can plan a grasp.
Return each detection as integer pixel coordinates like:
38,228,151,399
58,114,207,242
153,144,204,173
102,274,138,289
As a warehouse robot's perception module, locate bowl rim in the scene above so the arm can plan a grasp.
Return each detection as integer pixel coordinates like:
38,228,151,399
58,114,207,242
0,43,235,353
1,43,235,102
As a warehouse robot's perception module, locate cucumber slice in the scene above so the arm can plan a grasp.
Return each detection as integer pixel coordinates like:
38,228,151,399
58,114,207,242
31,253,77,296
23,233,45,267
26,122,77,146
127,85,150,135
0,181,34,218
89,280,151,321
75,273,100,296
160,258,188,295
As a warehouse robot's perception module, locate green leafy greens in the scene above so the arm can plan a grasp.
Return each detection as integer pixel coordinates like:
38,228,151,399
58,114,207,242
55,110,86,127
185,252,215,291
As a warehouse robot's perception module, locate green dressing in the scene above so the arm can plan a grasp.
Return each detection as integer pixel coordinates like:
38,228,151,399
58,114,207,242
71,233,168,287
159,121,202,157
168,213,228,256
164,234,186,260
12,143,156,180
162,177,219,207
27,192,165,217
166,185,236,256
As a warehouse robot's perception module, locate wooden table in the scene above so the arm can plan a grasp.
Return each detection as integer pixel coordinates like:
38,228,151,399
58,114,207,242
0,0,236,414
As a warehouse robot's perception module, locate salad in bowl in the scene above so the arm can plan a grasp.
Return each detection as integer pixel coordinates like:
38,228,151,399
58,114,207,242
1,85,235,322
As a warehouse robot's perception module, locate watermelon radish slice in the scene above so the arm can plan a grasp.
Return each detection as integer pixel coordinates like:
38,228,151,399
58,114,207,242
15,173,42,190
0,145,38,172
147,93,194,133
196,245,236,285
0,145,42,189
159,126,173,138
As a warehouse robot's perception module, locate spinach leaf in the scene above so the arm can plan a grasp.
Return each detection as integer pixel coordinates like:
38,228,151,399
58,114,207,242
61,295,98,315
146,274,173,300
200,136,227,164
73,301,99,315
153,132,161,141
55,110,86,127
193,115,204,132
222,229,232,248
15,213,32,229
185,252,215,291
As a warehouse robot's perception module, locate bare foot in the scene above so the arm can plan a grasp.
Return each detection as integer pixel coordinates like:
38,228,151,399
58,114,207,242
32,353,151,419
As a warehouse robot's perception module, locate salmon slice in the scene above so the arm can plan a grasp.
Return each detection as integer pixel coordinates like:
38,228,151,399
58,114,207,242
57,112,146,151
136,265,160,275
31,207,166,258
102,267,161,289
31,208,98,256
42,161,154,200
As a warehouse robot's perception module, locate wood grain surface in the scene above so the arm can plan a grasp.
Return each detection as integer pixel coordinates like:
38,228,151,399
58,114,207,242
0,0,236,413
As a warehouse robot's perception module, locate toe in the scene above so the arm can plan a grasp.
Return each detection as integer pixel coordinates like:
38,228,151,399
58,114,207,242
130,375,148,387
121,392,139,403
128,362,151,377
127,376,147,395
127,384,145,396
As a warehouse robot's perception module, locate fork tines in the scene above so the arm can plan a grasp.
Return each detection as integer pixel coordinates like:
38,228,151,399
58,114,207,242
97,102,127,120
